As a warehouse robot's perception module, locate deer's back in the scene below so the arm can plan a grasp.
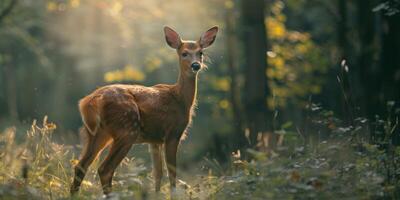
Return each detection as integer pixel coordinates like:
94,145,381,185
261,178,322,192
79,84,190,143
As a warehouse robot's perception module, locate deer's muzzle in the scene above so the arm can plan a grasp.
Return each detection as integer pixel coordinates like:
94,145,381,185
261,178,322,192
191,62,201,71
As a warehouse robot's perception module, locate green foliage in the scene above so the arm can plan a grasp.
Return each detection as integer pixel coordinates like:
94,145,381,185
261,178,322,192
214,112,400,199
266,1,329,109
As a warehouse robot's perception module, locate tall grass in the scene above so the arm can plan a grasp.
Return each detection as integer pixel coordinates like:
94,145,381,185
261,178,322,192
0,109,399,199
0,117,224,199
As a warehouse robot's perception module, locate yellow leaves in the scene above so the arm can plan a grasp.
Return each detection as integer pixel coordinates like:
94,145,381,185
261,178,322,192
288,31,310,42
265,1,327,109
46,2,57,11
104,65,145,83
213,78,230,92
49,179,62,188
272,87,289,97
271,0,285,15
270,57,285,69
219,99,230,110
225,0,234,9
70,159,79,166
81,180,93,187
69,0,80,8
47,0,80,12
267,18,286,39
209,78,231,110
267,2,287,39
104,71,122,82
124,65,145,81
145,57,162,72
110,1,123,16
44,122,57,131
268,57,289,80
295,43,311,54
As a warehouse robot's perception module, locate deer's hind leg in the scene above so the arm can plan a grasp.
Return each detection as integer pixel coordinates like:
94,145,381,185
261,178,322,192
71,128,112,194
98,130,139,195
97,100,141,195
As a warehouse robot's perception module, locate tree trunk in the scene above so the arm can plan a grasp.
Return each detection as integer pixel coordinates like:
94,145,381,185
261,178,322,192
225,4,245,150
338,0,349,61
358,0,379,119
381,12,400,103
380,8,400,144
240,0,271,149
337,0,355,125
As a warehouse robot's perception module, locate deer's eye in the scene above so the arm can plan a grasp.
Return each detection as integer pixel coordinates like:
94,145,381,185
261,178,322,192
199,51,203,56
182,52,188,57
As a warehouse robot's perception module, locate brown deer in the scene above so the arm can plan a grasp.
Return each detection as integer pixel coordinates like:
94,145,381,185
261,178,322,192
70,26,218,195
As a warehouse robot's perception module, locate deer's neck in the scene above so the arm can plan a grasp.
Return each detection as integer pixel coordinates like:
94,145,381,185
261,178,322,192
175,70,198,113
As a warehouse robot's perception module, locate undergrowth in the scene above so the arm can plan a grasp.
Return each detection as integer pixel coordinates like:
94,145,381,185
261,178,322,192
0,104,399,200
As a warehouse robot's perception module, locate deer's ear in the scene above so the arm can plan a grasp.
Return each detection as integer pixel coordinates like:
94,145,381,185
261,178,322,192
199,26,218,48
164,26,181,49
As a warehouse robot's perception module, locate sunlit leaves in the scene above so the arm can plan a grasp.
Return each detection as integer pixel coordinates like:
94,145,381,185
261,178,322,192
219,99,230,110
213,78,230,92
46,2,57,12
46,0,80,12
208,77,231,110
104,64,145,83
69,159,79,166
266,0,328,108
144,56,162,72
109,1,123,16
224,0,234,9
69,0,80,8
267,17,286,39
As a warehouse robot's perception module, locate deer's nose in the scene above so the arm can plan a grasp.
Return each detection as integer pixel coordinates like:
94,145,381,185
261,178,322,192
191,62,201,71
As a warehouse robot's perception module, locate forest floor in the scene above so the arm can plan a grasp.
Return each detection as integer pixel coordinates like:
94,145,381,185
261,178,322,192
0,111,399,200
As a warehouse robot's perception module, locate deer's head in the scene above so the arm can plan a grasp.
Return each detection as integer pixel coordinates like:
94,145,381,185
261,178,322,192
164,26,218,76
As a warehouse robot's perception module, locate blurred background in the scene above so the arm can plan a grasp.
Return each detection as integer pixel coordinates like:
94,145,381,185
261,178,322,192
0,0,399,165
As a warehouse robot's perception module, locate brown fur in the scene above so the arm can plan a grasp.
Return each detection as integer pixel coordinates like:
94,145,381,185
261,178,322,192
70,26,218,196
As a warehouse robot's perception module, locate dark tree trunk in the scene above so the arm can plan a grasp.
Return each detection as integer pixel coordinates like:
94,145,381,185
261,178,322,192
380,10,400,144
381,13,400,103
337,0,355,125
240,0,271,148
358,0,379,119
225,6,245,150
338,0,349,61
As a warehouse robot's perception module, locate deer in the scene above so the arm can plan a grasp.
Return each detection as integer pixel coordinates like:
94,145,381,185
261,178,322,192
70,26,219,196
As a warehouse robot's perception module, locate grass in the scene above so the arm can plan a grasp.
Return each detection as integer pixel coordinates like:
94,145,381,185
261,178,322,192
0,109,399,199
0,116,223,199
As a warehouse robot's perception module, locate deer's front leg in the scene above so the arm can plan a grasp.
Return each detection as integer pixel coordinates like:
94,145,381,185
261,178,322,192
150,144,163,192
165,138,179,192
